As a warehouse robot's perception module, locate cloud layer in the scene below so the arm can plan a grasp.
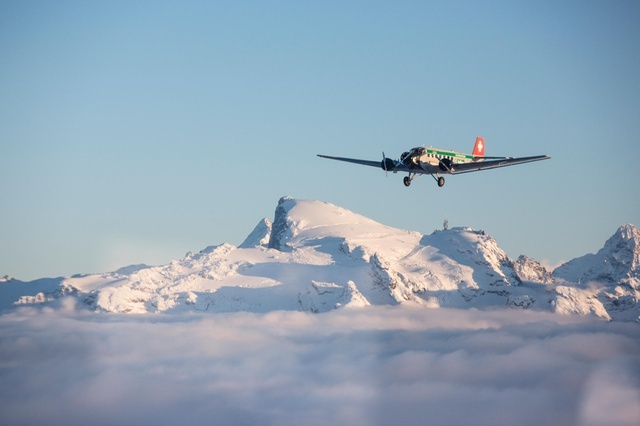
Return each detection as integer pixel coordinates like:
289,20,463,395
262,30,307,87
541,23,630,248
1,303,639,426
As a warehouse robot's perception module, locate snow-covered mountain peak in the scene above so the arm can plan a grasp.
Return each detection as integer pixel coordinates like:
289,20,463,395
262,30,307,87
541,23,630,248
613,223,639,242
603,224,640,266
551,224,639,321
267,196,402,252
240,218,272,248
554,224,640,284
424,227,504,260
113,264,151,276
421,227,521,288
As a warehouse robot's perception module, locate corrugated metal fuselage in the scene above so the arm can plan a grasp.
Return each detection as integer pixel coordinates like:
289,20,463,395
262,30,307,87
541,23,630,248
403,147,482,174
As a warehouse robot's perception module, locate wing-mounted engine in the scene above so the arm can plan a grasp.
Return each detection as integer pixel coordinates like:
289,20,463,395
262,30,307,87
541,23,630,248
400,147,426,167
439,157,453,172
381,157,396,172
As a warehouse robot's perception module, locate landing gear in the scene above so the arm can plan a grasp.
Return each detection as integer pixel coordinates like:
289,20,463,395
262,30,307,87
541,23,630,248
403,173,445,188
429,173,445,187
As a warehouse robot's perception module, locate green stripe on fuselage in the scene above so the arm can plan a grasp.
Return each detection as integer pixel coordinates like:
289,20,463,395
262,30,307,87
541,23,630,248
425,148,474,162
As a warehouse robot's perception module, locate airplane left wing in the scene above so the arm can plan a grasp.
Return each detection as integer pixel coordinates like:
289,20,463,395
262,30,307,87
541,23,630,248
316,154,409,171
316,154,381,168
450,155,551,174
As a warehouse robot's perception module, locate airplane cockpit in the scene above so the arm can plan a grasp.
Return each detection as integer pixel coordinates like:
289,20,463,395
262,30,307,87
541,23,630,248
400,147,426,167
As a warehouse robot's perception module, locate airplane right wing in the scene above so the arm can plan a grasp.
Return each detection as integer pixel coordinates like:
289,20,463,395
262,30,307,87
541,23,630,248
450,155,551,174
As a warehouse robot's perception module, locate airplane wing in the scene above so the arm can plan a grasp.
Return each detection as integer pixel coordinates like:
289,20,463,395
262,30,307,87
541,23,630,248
316,154,409,171
450,155,551,174
316,154,380,168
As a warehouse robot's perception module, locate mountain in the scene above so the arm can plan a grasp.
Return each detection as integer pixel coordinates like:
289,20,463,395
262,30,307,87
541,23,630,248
1,197,638,321
554,224,640,284
552,224,640,321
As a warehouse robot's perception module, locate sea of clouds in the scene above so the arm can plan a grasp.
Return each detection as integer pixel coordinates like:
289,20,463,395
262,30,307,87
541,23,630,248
1,300,639,426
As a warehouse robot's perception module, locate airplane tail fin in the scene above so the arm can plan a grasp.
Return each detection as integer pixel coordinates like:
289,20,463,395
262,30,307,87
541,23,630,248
472,136,485,157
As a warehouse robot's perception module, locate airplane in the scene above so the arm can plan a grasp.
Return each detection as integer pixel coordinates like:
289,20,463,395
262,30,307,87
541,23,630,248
318,136,550,187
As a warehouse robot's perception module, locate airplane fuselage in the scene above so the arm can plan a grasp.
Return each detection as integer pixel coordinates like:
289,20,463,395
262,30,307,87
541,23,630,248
401,147,481,173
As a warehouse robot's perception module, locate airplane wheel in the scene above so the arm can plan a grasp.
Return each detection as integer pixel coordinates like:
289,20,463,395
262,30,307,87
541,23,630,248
403,176,411,187
437,177,445,187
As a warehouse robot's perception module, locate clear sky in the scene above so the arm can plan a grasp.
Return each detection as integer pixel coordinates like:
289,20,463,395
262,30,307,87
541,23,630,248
1,0,639,280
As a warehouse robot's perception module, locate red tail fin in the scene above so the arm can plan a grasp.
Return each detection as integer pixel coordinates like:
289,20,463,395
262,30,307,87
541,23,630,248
472,136,485,157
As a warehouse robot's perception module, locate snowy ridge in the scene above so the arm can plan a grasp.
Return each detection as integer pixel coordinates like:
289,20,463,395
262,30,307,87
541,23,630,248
553,224,640,321
1,197,638,321
554,224,640,284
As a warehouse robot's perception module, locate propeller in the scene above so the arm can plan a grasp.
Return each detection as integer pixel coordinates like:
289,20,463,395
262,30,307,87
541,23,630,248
382,152,388,177
381,152,397,176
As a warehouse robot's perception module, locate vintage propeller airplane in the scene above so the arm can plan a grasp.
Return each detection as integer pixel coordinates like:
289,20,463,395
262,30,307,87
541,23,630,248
318,137,550,187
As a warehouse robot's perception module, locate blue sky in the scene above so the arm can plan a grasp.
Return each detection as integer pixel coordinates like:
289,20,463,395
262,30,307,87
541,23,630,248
1,0,639,280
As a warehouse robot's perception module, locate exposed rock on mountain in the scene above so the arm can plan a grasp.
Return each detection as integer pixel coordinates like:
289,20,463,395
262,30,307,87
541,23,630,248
514,255,554,284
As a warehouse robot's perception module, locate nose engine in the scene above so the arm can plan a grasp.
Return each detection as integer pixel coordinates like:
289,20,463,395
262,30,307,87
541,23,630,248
400,147,426,167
